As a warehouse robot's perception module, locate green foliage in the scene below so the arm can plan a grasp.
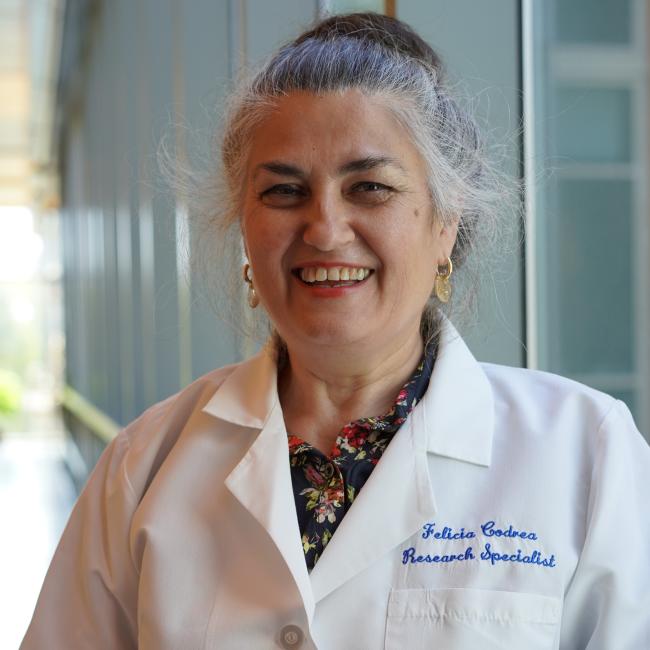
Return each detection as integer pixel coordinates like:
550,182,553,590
0,369,22,416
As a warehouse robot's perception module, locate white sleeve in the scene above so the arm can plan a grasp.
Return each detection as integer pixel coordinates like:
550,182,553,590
21,431,139,650
561,401,650,649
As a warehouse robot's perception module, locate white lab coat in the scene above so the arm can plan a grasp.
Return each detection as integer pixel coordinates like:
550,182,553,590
21,322,650,649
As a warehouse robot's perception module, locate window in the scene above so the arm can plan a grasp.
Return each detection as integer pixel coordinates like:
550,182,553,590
525,0,649,436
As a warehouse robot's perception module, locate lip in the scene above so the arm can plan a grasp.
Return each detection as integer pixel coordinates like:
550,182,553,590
291,267,373,297
292,276,369,297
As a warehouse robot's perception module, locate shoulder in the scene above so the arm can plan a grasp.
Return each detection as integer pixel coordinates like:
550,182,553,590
480,363,618,435
108,360,246,499
121,362,240,443
478,363,650,468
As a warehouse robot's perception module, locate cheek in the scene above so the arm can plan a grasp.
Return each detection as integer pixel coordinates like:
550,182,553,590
396,226,438,295
242,213,295,289
243,208,279,255
389,215,438,266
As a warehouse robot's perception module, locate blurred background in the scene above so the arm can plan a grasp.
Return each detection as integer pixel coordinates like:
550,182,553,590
2,0,648,646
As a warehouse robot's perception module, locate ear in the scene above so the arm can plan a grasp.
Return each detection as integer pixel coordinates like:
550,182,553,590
436,216,459,265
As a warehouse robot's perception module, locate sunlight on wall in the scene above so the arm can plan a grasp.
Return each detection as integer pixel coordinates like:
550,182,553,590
0,206,43,282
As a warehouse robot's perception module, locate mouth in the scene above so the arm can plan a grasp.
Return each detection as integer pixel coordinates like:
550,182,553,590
291,265,374,288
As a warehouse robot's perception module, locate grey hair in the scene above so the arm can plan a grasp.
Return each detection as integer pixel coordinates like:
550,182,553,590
166,13,518,348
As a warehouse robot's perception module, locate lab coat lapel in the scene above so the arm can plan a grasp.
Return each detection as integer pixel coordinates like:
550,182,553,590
203,348,316,624
308,319,494,603
309,405,436,603
423,321,494,466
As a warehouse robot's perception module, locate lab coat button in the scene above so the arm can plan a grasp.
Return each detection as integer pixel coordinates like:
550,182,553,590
280,624,304,648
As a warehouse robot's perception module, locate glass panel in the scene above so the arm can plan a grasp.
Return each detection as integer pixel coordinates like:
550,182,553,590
330,0,384,12
555,0,631,44
554,87,631,163
554,179,633,374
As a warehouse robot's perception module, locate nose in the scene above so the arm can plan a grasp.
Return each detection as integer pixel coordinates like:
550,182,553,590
301,196,355,251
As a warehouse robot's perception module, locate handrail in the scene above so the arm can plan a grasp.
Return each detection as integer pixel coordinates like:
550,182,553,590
61,385,121,443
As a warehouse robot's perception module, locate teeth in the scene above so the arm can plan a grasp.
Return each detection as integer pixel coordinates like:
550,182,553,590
300,268,317,282
298,266,371,284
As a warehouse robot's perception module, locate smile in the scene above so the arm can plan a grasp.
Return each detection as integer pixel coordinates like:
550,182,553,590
295,266,373,285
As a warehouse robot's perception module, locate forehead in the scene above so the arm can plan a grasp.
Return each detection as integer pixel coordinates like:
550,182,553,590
246,90,424,172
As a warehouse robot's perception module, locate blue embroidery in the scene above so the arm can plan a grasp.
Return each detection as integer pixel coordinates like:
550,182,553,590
402,546,475,565
422,522,476,540
480,520,538,541
480,542,556,568
404,519,555,570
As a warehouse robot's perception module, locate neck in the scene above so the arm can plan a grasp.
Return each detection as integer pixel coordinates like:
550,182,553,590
278,325,424,454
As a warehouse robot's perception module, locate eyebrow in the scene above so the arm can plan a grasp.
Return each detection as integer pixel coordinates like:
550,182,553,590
339,155,405,174
253,155,405,180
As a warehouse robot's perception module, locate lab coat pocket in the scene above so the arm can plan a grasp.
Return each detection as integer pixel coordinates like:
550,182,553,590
385,587,561,650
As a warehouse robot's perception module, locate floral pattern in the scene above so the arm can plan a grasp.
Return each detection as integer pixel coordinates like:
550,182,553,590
288,340,437,570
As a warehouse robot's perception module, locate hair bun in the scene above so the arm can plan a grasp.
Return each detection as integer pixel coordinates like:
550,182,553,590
294,12,444,76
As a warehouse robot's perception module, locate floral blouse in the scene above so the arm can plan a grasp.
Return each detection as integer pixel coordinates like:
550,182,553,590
287,340,437,570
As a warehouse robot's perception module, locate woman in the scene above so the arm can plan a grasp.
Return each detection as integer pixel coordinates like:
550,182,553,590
22,12,650,650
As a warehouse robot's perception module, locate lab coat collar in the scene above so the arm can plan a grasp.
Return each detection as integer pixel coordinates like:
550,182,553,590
421,320,494,466
202,340,277,429
202,319,494,467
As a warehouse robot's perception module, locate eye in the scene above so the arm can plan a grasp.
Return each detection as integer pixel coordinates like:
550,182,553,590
353,182,390,192
259,184,307,207
349,181,394,204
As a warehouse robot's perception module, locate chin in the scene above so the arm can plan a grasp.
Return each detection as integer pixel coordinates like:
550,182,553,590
281,318,368,350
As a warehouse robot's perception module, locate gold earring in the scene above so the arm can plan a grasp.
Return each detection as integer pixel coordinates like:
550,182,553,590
434,257,453,303
242,263,259,308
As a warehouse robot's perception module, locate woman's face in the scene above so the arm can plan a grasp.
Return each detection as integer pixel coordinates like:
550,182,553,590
241,90,458,352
